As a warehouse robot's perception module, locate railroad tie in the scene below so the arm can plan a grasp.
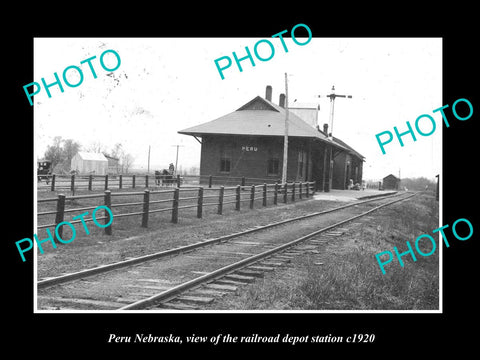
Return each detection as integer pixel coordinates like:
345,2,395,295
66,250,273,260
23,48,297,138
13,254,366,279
223,274,256,283
259,261,285,267
247,265,275,272
205,283,238,291
192,288,229,297
174,295,215,305
160,302,200,310
234,269,264,278
214,278,250,286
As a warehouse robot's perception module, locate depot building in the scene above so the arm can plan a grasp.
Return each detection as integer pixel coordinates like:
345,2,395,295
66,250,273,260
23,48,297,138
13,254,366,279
178,85,364,191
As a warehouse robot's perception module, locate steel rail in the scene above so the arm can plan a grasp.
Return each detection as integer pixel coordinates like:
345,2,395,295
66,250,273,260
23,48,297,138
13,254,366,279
37,191,407,289
120,192,417,310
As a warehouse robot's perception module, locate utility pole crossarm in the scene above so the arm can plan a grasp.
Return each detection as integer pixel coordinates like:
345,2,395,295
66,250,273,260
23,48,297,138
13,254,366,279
317,85,353,140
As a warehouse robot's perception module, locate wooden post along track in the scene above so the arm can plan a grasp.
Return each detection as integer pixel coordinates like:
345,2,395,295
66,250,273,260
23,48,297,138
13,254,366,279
119,192,418,310
37,191,408,291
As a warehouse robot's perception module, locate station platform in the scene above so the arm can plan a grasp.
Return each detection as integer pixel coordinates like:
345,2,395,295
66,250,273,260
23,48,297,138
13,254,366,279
312,189,398,202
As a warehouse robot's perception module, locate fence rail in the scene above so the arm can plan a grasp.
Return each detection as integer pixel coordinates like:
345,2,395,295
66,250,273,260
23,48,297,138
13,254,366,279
37,181,316,236
37,173,288,192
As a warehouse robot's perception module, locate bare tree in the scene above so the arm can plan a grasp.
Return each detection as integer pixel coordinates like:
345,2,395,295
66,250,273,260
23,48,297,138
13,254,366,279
121,153,135,174
110,143,124,159
86,141,105,154
43,136,81,173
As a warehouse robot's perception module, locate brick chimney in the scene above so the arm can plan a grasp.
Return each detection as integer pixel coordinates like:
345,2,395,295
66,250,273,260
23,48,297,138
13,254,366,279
323,123,328,135
265,85,272,101
279,93,285,108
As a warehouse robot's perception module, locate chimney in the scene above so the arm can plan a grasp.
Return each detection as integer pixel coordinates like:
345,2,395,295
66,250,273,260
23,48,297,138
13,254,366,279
279,93,285,108
265,85,272,101
323,123,329,135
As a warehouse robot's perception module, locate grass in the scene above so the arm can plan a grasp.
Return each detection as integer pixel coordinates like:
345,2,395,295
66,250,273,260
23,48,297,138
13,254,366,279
36,186,333,279
208,193,439,310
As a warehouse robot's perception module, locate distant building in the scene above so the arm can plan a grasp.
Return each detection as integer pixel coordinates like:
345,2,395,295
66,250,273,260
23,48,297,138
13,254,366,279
178,85,364,191
71,152,108,175
103,154,120,175
383,174,400,190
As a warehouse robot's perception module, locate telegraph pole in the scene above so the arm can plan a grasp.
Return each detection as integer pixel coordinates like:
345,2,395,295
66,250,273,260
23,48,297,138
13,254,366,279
319,85,353,140
318,86,353,192
147,145,151,174
282,72,289,184
171,144,184,176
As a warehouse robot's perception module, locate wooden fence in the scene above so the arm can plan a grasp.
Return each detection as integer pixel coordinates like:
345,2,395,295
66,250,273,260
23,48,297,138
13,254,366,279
37,181,316,236
37,174,284,192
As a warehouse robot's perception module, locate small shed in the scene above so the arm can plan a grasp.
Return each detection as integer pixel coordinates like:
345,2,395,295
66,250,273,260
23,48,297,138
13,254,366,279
383,174,400,190
71,152,108,175
104,154,120,175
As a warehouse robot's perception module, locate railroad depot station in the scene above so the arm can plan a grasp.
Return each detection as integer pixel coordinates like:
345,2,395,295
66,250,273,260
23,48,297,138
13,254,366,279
179,85,364,191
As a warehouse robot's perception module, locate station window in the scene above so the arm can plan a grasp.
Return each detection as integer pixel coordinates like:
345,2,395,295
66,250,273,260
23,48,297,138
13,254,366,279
220,155,231,173
267,158,280,176
220,158,231,173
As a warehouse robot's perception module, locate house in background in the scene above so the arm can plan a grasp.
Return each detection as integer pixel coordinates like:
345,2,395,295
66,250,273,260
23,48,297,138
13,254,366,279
70,152,108,175
383,174,400,190
178,85,364,191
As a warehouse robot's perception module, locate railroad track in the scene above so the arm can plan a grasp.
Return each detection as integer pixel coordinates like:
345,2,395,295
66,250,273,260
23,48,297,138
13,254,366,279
37,192,417,311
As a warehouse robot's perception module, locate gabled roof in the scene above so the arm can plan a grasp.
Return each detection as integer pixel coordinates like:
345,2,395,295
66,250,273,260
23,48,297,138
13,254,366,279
178,95,368,161
331,136,365,160
75,152,108,161
103,154,119,161
179,96,347,147
383,174,399,180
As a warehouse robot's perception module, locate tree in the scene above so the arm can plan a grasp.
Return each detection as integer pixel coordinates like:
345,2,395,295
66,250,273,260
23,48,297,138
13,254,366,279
43,136,81,173
110,143,124,159
62,139,81,168
43,136,64,170
104,143,134,174
86,141,105,154
121,154,135,173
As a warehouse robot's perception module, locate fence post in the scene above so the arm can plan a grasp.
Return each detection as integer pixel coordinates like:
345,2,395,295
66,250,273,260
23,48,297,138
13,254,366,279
70,174,75,192
119,175,123,189
250,185,255,209
283,183,288,203
218,186,224,215
104,190,112,235
51,174,56,191
105,174,109,190
132,175,136,188
197,187,203,218
177,174,181,188
306,182,309,198
171,188,179,223
54,194,66,241
262,183,267,207
141,189,150,228
378,181,381,190
274,182,278,205
209,175,213,188
145,175,149,188
241,176,246,187
299,182,303,199
235,185,241,211
88,175,92,191
292,182,296,202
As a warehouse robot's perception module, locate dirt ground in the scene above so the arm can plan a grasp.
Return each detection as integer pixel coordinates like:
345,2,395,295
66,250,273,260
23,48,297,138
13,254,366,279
37,193,347,279
203,192,439,310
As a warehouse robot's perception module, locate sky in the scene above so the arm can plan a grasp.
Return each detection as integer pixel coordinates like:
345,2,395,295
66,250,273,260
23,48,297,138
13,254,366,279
34,37,442,180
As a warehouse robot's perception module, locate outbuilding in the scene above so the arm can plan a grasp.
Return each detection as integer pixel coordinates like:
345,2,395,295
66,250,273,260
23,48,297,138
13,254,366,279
103,154,120,175
382,174,400,190
70,151,108,175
